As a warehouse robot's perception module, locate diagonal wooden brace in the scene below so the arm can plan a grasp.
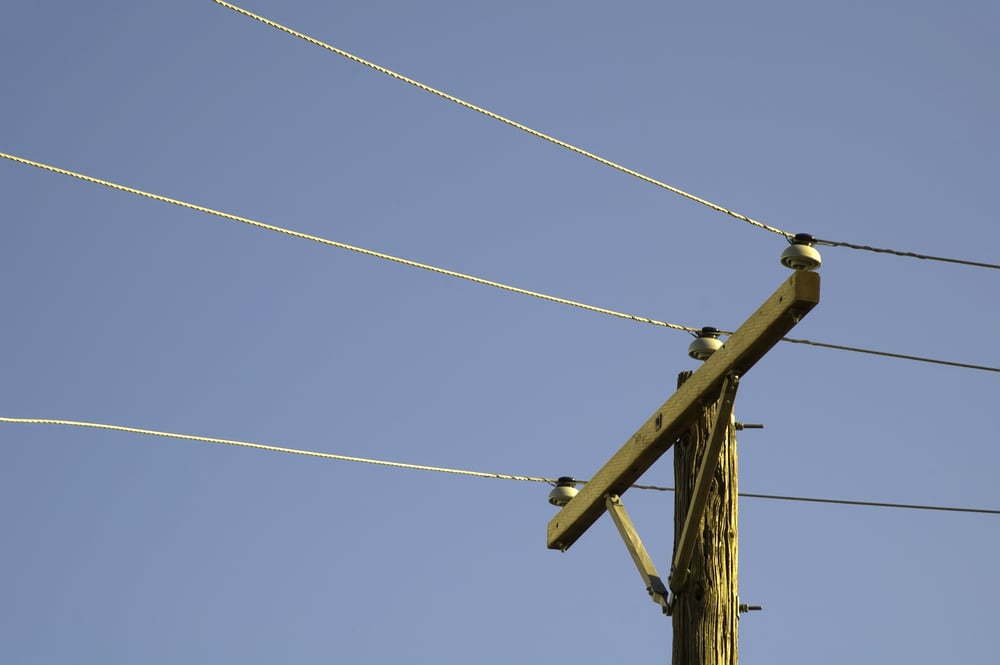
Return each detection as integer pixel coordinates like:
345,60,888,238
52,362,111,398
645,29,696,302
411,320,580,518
668,372,739,594
606,494,671,614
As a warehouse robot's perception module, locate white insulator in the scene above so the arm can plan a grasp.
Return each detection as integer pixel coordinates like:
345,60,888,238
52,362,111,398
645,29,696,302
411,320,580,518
688,327,723,361
548,477,579,506
780,233,822,271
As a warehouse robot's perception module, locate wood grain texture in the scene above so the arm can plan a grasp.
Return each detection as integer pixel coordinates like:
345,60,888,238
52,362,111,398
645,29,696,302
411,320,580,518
670,373,738,593
606,495,669,611
547,270,818,551
672,371,739,665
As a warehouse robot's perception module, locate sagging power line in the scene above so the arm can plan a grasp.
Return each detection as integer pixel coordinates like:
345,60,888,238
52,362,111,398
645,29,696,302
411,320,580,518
2,416,997,516
0,151,696,334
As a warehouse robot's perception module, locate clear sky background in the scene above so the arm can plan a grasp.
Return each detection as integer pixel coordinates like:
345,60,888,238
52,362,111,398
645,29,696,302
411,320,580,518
3,1,998,663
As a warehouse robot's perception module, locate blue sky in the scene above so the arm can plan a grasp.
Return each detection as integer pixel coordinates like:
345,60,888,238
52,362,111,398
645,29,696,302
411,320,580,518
3,1,998,663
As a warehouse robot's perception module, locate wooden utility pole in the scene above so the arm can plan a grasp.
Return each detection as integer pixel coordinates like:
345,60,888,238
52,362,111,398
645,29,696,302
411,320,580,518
671,370,739,665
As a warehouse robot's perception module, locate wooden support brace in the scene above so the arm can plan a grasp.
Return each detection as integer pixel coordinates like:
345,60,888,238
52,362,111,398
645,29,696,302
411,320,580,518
606,494,671,614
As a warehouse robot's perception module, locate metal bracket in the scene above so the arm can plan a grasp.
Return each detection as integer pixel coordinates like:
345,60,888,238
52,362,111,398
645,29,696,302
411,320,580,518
669,372,740,594
605,494,671,615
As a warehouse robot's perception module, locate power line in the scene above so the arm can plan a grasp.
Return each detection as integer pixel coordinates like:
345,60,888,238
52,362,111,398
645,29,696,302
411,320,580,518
213,0,1000,273
0,417,554,483
736,491,1000,516
210,0,790,239
0,151,696,334
702,321,1000,373
779,336,1000,373
815,237,1000,271
631,483,1000,515
4,151,998,373
3,416,998,516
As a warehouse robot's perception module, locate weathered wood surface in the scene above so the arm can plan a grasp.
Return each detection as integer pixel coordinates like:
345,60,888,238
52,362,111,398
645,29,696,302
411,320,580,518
671,371,739,665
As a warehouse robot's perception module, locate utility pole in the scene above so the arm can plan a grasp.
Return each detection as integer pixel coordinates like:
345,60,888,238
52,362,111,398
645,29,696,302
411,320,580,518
670,370,738,665
547,236,822,663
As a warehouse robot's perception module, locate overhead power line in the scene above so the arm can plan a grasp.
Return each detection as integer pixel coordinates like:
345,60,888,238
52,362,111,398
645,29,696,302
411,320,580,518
0,151,695,334
0,417,553,483
814,237,1000,271
3,416,998,516
733,491,1000,515
779,336,1000,373
3,151,998,374
213,0,1000,273
210,0,790,239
